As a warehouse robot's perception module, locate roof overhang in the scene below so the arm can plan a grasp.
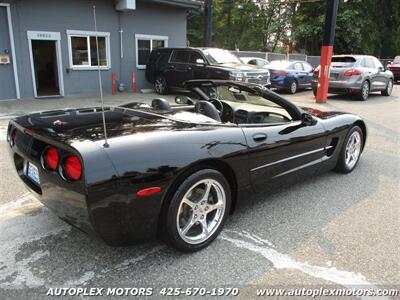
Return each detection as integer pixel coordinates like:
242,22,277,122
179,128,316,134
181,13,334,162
144,0,203,10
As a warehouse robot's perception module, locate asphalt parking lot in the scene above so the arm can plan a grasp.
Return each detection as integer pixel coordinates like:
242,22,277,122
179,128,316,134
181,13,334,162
0,86,399,299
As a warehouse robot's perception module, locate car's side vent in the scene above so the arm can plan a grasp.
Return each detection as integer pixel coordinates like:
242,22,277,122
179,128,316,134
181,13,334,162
326,137,339,157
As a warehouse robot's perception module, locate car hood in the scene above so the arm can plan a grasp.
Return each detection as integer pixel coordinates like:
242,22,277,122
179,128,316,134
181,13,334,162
211,63,268,73
388,63,400,68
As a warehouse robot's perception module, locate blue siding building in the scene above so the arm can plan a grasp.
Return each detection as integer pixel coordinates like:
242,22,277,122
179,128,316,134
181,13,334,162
0,0,201,100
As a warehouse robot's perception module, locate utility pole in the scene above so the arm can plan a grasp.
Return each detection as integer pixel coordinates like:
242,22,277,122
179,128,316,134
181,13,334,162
203,0,213,47
316,0,339,103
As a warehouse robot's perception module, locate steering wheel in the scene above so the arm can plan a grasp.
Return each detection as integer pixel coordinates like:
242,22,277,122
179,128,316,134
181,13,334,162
209,98,224,116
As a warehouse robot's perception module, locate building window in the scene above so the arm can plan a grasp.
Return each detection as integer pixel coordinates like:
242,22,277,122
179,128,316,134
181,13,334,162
67,30,111,70
135,34,168,69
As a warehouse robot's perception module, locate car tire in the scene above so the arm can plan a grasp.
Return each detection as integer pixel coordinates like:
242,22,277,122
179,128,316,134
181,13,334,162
358,81,369,101
289,80,298,94
154,74,169,95
164,169,231,252
334,126,363,174
381,79,393,96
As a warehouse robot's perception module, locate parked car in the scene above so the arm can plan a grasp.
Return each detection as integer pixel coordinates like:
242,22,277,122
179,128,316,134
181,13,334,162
239,56,270,68
145,48,271,94
312,55,394,101
268,60,314,94
386,56,400,82
7,80,366,252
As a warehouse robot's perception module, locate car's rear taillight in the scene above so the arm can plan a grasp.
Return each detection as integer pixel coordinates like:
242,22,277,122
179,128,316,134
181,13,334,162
344,69,362,76
43,147,59,171
11,128,17,145
274,70,289,76
313,68,319,75
64,156,82,181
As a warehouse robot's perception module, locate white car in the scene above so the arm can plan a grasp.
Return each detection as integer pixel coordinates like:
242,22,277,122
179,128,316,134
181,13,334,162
240,56,270,68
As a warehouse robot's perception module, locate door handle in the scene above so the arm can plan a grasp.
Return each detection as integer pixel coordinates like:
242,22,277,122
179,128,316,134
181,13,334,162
252,133,268,142
186,66,192,70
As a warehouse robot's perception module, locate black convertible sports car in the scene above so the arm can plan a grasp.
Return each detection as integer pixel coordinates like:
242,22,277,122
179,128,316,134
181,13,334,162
7,80,366,252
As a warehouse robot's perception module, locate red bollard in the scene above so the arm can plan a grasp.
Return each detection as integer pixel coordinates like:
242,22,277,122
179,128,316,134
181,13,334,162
131,72,137,93
316,46,333,103
111,72,116,95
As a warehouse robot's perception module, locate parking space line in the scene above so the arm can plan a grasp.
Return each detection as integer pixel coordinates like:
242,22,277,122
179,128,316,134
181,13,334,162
220,230,387,300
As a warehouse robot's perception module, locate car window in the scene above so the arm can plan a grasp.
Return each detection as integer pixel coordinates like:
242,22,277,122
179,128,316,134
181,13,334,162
302,62,313,72
170,50,190,63
158,52,171,65
373,57,383,68
248,59,257,65
332,56,356,67
293,63,304,71
363,57,375,68
189,51,204,64
332,56,356,63
193,85,292,123
256,59,268,66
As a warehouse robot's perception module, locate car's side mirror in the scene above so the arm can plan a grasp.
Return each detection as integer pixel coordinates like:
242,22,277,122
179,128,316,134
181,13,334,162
175,95,194,105
195,58,206,65
378,66,385,72
301,113,316,126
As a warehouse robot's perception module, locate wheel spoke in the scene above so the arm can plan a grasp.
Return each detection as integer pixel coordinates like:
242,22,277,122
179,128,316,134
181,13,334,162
207,201,224,213
200,218,208,235
181,215,196,235
202,180,213,201
182,197,196,209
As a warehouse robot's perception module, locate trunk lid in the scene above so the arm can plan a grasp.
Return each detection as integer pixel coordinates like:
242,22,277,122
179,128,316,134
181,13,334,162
12,106,177,145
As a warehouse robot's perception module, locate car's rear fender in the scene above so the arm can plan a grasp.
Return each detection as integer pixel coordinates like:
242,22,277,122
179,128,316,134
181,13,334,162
86,125,248,244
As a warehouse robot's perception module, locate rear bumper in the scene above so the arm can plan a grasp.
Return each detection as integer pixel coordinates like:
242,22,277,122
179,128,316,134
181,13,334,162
7,124,162,246
311,79,362,94
271,77,290,89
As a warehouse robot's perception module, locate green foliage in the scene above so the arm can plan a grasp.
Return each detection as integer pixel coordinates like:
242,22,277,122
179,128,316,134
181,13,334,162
293,0,400,57
187,0,400,58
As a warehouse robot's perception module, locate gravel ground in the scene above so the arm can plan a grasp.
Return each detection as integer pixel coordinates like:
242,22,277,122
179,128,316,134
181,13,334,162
0,85,399,299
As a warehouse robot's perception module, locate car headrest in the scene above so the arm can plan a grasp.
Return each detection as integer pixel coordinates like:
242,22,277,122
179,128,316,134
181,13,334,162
151,98,171,111
194,101,221,122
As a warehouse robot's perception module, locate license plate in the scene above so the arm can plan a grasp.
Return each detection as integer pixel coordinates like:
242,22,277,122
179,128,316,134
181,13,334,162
27,162,40,185
330,72,339,79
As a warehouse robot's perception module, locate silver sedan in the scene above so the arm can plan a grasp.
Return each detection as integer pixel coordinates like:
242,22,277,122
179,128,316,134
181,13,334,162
312,55,394,100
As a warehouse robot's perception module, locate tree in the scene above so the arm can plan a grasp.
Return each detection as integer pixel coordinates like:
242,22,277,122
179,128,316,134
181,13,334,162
292,0,400,58
187,0,400,58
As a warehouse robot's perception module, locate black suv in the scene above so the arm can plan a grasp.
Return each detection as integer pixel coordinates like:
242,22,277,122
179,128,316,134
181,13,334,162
145,48,271,94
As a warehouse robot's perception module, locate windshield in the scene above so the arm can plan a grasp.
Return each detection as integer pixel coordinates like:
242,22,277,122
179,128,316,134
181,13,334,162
393,56,400,63
194,85,281,109
268,60,291,69
202,49,242,64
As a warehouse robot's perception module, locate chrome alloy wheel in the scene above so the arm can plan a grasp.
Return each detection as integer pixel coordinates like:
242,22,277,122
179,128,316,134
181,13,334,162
345,131,362,169
361,81,369,100
176,179,226,245
155,77,165,94
387,80,393,95
290,81,297,94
